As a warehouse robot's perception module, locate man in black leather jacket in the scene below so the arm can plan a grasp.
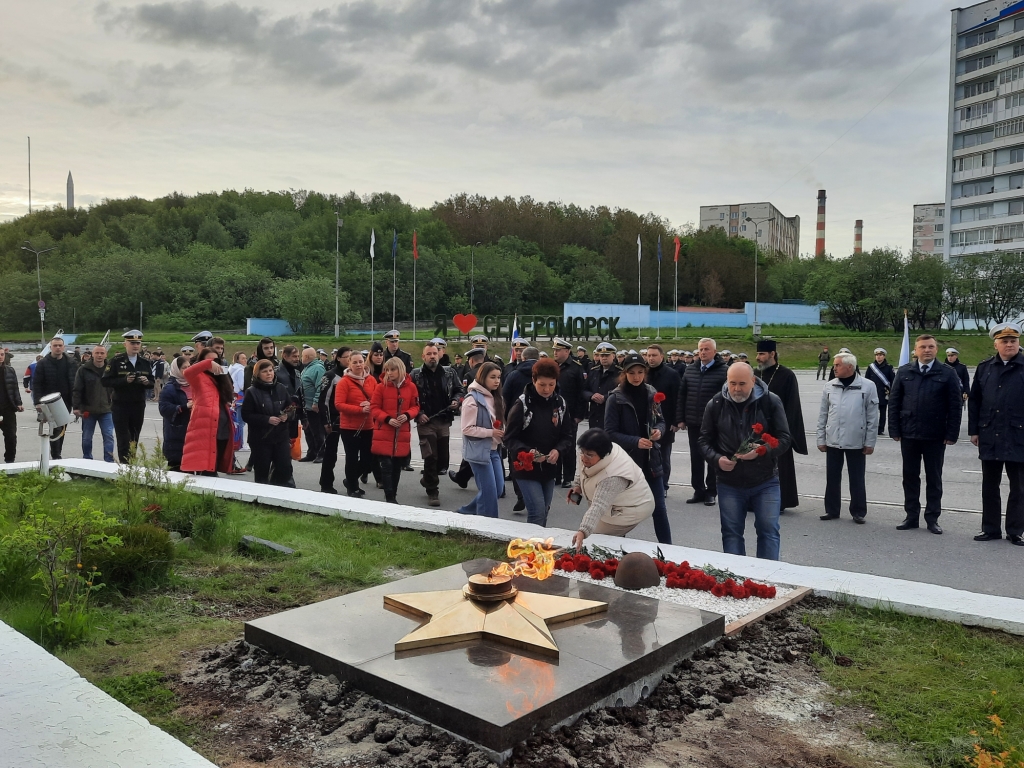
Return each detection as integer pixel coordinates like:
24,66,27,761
675,338,728,506
411,343,464,506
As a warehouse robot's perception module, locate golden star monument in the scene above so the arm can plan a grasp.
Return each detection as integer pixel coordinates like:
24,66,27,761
384,585,607,658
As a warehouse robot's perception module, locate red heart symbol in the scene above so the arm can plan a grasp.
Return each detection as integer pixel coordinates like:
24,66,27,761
453,313,478,335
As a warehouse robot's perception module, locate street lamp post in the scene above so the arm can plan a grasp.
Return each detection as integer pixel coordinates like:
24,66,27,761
21,241,58,346
470,241,481,314
334,212,344,338
744,216,774,334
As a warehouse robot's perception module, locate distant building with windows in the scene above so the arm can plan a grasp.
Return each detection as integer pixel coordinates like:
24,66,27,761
698,202,800,259
946,0,1024,260
913,202,945,255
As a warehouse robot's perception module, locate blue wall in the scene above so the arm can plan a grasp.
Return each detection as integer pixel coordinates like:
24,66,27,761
246,318,294,336
562,302,820,329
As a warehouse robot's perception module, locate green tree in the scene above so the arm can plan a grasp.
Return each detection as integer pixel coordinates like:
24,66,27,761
277,275,355,334
567,264,623,303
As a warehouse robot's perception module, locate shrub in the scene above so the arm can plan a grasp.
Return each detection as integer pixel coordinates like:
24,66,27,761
157,491,226,538
88,524,174,591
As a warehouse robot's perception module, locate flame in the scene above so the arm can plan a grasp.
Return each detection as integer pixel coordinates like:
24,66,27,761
490,537,558,581
492,654,557,718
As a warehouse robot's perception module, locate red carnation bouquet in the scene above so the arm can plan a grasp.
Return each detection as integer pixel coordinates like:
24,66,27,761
512,450,548,472
734,422,779,459
555,553,776,600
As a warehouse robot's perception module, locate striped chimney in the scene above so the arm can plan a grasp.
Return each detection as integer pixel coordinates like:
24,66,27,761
815,189,826,257
854,219,863,254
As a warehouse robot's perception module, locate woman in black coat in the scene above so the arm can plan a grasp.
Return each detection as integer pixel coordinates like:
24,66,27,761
158,357,191,471
504,358,575,527
242,359,296,487
603,353,672,544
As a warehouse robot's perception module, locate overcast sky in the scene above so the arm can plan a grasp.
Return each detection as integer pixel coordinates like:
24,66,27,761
1,0,952,256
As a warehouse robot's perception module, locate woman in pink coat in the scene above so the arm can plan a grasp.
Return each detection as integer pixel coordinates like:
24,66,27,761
181,348,236,475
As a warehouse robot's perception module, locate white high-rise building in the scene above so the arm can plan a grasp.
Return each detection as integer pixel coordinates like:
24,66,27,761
698,202,800,259
946,1,1024,260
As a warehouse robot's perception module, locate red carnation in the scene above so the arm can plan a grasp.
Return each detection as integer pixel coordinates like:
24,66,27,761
589,564,607,580
755,444,767,456
764,433,779,449
731,585,748,599
710,583,728,597
752,423,764,434
653,392,666,404
493,420,502,429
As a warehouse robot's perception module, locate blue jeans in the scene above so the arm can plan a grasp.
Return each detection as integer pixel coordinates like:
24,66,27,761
458,450,503,518
82,412,115,462
718,477,781,560
518,478,555,526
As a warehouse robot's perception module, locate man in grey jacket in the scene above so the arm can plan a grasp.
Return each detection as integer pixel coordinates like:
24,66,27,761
816,352,879,523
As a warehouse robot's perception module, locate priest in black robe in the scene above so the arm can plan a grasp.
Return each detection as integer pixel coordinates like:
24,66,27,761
756,339,807,510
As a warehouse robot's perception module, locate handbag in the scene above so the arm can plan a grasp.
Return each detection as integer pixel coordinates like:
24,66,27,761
462,391,493,464
290,422,303,460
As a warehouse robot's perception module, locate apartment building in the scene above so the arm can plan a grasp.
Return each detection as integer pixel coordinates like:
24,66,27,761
946,1,1024,259
698,202,801,259
913,202,946,255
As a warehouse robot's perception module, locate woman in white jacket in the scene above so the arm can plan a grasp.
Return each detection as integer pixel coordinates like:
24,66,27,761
457,362,505,518
816,352,879,523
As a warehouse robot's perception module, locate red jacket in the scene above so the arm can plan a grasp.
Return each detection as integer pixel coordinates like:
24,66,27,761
370,375,420,458
180,358,235,473
335,373,377,432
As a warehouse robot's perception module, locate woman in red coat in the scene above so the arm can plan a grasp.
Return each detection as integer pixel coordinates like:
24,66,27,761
334,351,380,497
181,348,236,476
370,357,420,503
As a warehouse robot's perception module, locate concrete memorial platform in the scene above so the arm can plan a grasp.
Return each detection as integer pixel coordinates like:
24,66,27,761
245,558,723,756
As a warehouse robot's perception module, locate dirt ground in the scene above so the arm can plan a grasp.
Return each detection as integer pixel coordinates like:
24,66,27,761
171,598,921,768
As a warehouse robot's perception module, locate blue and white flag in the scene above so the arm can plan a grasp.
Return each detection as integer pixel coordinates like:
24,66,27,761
637,234,642,263
898,311,911,367
370,229,376,259
510,315,521,360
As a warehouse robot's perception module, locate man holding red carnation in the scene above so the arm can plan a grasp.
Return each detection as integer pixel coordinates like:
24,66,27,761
698,362,792,560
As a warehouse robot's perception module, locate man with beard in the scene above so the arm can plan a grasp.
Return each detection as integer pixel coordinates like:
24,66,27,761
755,339,807,512
646,344,681,491
587,342,620,430
411,343,464,507
101,330,153,462
553,337,591,488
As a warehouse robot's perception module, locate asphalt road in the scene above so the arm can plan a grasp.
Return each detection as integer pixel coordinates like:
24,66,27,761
7,369,1022,599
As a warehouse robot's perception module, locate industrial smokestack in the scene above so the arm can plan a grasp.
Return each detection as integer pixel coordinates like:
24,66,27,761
854,219,862,254
815,189,826,257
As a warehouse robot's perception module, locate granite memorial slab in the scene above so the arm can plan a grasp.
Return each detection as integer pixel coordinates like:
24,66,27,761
245,559,723,755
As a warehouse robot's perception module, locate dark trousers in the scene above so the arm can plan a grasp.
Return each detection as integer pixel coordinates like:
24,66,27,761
339,429,376,491
378,456,406,501
303,409,325,458
981,460,1024,537
687,427,716,498
113,401,147,462
318,429,341,491
877,398,888,434
659,432,674,490
816,363,828,380
454,459,474,486
251,439,294,487
824,448,867,518
646,469,672,544
558,420,580,484
0,407,17,463
417,421,450,496
900,437,946,525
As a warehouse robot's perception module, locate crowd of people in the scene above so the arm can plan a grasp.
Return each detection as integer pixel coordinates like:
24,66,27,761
2,321,1023,561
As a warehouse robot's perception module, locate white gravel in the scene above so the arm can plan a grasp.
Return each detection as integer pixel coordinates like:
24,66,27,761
562,571,793,625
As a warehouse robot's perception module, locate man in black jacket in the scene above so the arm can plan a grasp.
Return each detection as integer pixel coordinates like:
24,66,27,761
553,337,591,487
646,344,680,492
888,334,963,534
968,323,1024,545
0,348,24,463
698,363,792,560
275,345,303,442
502,347,539,405
102,330,154,462
675,337,728,506
944,347,970,407
73,345,114,462
586,342,620,430
382,330,413,373
411,343,464,507
33,336,79,460
865,347,895,434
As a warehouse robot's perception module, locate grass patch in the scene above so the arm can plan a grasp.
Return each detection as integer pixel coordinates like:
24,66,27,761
806,602,1024,766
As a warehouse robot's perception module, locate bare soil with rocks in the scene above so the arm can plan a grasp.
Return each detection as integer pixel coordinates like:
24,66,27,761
172,598,918,768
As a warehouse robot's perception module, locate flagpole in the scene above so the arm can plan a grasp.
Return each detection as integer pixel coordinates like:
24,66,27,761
392,230,397,330
413,231,417,342
656,247,662,340
674,257,679,339
370,229,375,339
636,234,642,342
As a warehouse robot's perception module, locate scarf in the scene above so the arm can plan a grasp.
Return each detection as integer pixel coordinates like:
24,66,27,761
170,357,189,389
344,367,369,384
